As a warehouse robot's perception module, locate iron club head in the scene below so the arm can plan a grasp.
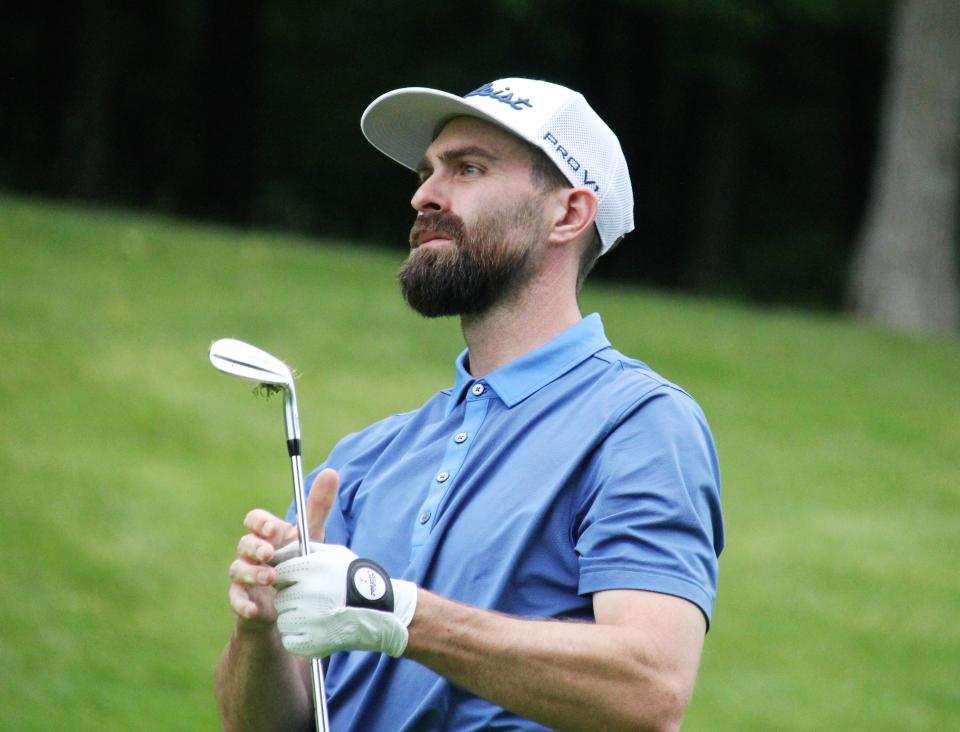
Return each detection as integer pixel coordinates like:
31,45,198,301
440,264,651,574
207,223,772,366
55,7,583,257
209,337,302,446
209,338,294,388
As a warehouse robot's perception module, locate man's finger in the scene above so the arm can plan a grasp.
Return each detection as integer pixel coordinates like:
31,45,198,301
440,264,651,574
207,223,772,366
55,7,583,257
229,582,277,624
229,558,275,586
244,508,297,547
229,582,258,619
307,468,340,543
236,534,278,563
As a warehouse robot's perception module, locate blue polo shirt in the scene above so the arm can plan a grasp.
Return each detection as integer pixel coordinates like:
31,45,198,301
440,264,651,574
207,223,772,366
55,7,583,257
287,313,723,731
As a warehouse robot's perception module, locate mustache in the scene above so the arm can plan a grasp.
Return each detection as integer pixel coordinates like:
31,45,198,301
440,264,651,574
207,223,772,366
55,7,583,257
409,211,466,249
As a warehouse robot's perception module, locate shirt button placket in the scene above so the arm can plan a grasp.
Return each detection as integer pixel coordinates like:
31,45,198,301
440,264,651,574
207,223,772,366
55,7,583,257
412,381,491,553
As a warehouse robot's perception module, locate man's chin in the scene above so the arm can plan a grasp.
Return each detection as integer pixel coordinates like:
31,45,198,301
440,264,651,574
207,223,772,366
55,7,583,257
398,274,488,318
400,288,468,318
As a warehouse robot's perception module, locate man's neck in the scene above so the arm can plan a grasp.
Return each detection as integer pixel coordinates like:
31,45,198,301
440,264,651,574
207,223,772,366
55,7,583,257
460,268,583,378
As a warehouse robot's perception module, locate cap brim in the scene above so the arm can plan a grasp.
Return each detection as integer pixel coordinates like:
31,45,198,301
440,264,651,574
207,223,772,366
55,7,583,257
360,87,510,171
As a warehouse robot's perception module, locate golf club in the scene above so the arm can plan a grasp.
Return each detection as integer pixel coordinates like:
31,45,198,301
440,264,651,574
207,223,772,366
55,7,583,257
208,338,330,732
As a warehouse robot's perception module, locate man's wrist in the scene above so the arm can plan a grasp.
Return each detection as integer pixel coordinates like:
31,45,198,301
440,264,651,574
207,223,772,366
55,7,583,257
228,617,290,666
234,616,276,635
402,587,442,657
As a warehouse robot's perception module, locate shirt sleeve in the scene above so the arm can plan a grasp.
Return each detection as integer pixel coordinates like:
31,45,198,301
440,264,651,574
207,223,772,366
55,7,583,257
575,387,724,625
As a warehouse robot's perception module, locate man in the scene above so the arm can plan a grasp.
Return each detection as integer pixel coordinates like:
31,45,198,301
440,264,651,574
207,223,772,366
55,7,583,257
216,77,724,732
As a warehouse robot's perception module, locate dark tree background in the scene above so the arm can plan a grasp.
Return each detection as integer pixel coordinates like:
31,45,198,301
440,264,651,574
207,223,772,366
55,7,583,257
1,0,895,310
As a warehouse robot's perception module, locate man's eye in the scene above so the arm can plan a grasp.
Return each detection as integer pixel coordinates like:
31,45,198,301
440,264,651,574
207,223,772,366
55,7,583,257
461,164,482,176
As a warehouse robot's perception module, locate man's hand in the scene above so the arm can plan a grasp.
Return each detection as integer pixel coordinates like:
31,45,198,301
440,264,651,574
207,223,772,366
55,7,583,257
272,544,418,658
227,468,340,626
216,469,340,731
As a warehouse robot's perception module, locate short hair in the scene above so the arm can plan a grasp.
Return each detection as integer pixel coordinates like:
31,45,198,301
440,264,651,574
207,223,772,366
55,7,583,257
529,145,571,192
527,145,602,290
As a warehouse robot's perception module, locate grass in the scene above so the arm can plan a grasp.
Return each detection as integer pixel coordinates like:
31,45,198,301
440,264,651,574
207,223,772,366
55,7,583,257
1,194,958,730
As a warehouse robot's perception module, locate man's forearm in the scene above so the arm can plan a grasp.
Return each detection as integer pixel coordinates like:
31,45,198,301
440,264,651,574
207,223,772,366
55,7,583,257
215,621,312,732
403,590,694,732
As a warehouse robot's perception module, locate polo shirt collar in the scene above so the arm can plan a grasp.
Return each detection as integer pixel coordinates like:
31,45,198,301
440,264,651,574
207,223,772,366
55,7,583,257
446,313,611,414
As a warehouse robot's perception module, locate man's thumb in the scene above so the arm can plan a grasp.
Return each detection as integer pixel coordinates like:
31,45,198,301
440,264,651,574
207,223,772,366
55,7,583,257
306,468,339,543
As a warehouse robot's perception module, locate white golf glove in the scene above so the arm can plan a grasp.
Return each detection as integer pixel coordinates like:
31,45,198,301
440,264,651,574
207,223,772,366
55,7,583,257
271,542,417,659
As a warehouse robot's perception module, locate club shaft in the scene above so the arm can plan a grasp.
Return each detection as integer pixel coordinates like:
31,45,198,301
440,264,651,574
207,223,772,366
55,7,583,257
286,391,330,732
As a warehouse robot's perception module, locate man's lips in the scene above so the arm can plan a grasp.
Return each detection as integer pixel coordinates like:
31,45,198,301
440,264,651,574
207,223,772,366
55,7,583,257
416,231,453,248
410,212,464,250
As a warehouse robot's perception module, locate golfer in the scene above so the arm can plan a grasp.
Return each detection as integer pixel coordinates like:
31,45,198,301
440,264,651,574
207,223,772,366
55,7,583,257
215,77,724,731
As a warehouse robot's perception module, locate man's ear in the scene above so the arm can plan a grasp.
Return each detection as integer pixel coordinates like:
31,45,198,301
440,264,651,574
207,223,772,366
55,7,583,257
548,187,599,246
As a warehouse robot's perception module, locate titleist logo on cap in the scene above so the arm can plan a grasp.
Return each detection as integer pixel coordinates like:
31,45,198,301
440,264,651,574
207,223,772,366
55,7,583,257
464,83,533,111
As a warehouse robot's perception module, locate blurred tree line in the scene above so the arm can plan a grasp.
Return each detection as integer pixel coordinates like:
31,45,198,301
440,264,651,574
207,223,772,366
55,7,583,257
1,0,924,315
851,0,960,332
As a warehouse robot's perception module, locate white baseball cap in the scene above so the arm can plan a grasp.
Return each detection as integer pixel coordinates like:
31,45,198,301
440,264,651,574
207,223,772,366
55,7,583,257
361,77,634,254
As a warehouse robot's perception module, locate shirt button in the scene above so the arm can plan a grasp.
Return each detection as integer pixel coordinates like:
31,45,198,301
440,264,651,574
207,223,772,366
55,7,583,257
471,383,485,396
454,432,468,444
418,511,431,524
436,471,450,483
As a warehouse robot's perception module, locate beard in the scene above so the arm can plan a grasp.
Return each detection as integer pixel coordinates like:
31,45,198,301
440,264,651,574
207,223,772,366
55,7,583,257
399,197,548,318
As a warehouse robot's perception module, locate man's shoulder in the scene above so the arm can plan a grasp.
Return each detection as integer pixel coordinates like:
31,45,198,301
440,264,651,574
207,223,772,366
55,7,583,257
587,346,701,411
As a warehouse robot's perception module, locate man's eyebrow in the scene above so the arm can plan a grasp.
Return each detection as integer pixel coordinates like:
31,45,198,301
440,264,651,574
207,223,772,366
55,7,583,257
415,146,501,174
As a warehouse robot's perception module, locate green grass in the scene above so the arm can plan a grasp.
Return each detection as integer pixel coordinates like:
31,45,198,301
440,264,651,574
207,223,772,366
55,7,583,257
1,195,958,730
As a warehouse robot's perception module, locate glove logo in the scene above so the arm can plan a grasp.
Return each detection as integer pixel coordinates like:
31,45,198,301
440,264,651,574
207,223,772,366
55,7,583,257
345,558,396,612
353,567,387,601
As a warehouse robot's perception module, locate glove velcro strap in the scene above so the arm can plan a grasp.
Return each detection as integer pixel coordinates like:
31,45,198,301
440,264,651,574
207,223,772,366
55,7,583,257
345,558,395,613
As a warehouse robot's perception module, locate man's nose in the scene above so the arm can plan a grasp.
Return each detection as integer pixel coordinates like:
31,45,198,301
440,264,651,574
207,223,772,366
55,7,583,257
410,174,448,213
